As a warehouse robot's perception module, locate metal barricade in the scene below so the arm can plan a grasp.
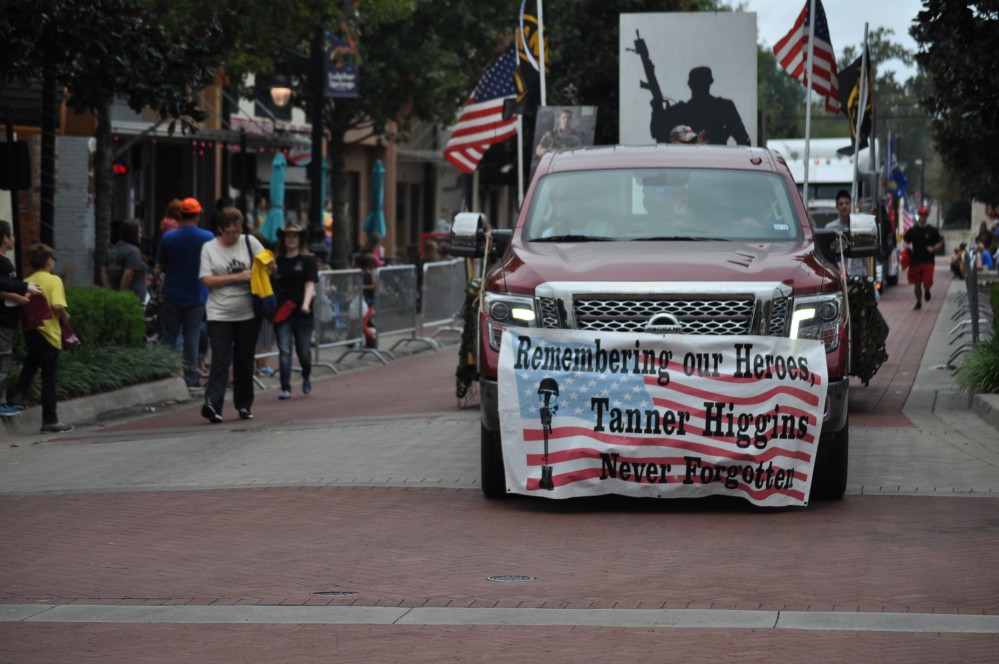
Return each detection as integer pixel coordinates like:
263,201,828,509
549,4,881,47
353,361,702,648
252,318,278,388
369,264,436,355
949,246,994,367
420,258,466,342
314,268,391,366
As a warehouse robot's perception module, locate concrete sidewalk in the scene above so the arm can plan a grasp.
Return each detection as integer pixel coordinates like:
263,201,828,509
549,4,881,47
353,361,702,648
1,325,462,440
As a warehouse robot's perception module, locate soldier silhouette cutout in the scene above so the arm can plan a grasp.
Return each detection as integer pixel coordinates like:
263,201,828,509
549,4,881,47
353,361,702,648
650,66,750,146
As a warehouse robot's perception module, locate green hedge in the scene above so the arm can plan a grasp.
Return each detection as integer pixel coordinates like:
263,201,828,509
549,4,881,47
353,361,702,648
10,286,145,362
65,286,145,348
7,344,183,403
5,286,181,404
955,283,999,395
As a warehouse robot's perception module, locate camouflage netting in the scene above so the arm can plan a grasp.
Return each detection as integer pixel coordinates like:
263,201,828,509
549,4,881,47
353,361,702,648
848,276,889,386
455,276,482,399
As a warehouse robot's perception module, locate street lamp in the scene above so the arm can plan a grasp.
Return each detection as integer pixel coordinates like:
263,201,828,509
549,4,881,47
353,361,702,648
270,26,326,253
269,62,292,109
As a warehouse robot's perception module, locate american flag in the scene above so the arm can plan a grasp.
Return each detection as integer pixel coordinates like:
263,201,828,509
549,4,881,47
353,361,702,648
773,0,840,113
900,204,914,235
444,50,518,173
500,331,828,507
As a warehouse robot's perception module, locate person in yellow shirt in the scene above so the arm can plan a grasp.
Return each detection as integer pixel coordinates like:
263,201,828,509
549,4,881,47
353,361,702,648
9,244,74,433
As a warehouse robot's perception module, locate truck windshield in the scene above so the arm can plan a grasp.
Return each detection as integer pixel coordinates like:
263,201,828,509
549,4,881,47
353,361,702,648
524,169,802,242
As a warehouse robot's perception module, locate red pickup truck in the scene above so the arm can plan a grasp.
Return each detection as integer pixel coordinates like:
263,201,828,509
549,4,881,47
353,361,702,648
451,145,878,504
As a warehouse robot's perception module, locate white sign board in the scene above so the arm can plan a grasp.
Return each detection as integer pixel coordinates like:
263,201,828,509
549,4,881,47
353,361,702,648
620,12,758,146
498,329,827,507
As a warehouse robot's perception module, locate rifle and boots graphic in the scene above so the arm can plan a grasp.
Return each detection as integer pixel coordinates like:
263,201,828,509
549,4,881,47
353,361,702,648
537,378,559,491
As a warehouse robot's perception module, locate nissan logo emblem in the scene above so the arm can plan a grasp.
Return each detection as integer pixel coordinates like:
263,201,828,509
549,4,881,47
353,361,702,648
646,313,684,334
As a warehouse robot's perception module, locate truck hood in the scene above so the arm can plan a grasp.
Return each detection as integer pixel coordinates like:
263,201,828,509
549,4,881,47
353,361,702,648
498,239,831,293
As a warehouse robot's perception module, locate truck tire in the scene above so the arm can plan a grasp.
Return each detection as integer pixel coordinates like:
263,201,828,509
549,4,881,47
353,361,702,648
810,424,848,501
481,423,507,499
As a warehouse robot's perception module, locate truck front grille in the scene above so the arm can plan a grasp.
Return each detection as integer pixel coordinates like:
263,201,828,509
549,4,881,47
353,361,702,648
536,294,789,336
574,298,753,334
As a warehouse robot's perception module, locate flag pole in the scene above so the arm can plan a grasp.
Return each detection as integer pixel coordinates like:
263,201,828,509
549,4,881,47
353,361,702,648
802,0,817,210
538,0,546,107
517,114,524,206
871,49,878,212
851,23,869,208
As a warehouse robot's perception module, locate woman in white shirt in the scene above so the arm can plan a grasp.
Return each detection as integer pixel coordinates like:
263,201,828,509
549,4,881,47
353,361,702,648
199,207,269,423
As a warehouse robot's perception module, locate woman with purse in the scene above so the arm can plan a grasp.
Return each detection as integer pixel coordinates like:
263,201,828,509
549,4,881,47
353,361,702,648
272,222,318,400
198,207,272,423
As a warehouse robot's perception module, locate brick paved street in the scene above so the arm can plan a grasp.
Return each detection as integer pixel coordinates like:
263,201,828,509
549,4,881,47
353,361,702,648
3,267,999,662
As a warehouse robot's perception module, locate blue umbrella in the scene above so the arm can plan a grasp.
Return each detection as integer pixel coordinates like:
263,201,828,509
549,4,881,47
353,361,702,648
259,152,287,244
322,157,329,212
362,159,386,238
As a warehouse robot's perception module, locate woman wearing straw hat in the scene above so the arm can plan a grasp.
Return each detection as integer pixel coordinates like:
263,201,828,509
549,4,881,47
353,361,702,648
272,222,318,400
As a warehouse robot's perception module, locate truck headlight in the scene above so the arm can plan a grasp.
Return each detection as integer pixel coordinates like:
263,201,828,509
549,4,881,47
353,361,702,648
790,293,843,352
484,292,537,351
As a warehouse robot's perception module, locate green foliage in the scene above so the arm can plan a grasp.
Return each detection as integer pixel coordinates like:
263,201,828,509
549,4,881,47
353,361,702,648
8,286,147,364
65,287,146,348
2,0,231,119
6,344,182,404
1,0,235,283
839,27,914,87
955,284,999,395
943,200,972,230
912,1,999,205
758,47,804,141
955,336,999,394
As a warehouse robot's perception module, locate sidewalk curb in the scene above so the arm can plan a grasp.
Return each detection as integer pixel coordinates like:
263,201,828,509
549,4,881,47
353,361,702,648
972,393,999,433
2,377,189,438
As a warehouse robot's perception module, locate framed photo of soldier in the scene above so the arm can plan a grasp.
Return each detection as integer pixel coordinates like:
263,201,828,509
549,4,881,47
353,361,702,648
531,105,598,172
619,12,757,147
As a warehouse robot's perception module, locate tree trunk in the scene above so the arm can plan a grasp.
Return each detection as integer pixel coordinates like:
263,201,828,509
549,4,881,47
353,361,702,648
92,101,113,285
41,70,57,248
328,129,352,269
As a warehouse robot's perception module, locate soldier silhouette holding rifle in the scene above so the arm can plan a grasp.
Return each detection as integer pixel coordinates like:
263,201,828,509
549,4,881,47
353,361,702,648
629,31,750,146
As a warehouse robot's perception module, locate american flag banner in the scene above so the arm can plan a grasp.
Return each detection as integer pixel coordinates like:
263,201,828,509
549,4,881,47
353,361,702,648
444,49,519,173
498,329,829,507
900,202,914,236
773,0,840,113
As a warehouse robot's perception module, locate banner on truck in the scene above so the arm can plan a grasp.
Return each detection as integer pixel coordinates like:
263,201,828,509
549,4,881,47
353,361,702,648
498,329,828,507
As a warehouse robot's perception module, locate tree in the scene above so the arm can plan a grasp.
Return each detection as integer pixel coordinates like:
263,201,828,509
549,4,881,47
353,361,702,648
912,0,999,205
217,0,513,267
757,46,804,142
1,0,233,282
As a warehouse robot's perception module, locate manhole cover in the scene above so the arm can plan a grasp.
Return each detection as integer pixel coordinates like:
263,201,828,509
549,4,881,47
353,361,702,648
311,591,358,597
487,575,535,583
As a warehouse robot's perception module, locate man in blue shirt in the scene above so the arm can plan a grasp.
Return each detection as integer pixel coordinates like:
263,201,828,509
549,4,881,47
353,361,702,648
156,198,214,387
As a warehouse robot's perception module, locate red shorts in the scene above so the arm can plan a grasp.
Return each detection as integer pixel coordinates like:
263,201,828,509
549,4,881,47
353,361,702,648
907,262,935,286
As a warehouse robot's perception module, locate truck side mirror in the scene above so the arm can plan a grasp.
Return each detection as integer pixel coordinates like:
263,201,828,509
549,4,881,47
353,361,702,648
846,213,879,258
813,213,880,263
449,212,512,261
449,212,488,258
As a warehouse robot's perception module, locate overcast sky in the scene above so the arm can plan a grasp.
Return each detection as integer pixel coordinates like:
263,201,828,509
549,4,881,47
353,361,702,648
737,0,925,82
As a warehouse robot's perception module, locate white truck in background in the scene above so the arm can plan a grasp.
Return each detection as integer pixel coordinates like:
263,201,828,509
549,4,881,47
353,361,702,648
767,138,897,287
